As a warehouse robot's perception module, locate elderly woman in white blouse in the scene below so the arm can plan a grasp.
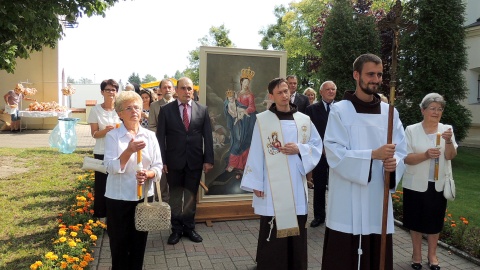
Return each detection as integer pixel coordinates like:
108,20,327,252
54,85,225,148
104,91,163,270
402,93,457,270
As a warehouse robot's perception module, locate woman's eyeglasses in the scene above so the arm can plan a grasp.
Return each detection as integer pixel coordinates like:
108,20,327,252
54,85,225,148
122,106,141,112
427,107,444,112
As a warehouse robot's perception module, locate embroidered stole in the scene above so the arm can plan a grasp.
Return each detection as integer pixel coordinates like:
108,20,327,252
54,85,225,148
256,110,311,238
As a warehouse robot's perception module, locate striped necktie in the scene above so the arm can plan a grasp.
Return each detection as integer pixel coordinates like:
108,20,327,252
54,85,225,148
182,103,189,131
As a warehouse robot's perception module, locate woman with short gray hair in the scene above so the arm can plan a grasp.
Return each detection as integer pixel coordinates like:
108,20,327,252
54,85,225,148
402,93,457,270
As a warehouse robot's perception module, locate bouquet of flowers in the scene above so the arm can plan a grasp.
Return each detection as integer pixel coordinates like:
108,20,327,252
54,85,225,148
61,84,76,96
28,101,67,112
23,87,37,96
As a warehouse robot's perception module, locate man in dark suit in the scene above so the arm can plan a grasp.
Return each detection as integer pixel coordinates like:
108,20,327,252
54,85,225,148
304,80,337,227
157,77,214,245
287,75,310,113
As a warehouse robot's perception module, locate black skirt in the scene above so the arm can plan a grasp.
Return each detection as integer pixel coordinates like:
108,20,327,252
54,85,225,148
403,182,447,234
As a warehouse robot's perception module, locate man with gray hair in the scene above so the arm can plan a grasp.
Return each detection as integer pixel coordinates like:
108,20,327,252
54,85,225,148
148,79,176,132
305,80,337,228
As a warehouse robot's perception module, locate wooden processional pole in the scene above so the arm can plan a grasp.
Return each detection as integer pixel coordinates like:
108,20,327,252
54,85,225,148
377,1,413,269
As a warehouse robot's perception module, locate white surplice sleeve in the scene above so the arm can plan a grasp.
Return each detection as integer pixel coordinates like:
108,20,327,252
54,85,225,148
324,105,373,186
297,122,322,175
392,108,407,191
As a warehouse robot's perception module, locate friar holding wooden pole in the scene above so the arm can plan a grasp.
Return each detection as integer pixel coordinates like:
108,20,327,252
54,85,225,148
321,1,412,268
320,53,407,269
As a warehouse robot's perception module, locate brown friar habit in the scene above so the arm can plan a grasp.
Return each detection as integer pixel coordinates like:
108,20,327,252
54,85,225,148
255,103,308,270
321,91,394,270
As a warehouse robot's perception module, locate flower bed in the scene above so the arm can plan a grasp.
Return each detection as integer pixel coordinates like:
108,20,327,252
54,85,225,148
30,172,106,270
392,190,480,259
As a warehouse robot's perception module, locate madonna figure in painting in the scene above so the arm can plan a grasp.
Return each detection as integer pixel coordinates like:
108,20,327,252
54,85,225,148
225,67,257,173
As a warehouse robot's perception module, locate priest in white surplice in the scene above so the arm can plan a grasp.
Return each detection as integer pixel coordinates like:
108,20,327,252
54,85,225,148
240,78,322,270
321,54,407,270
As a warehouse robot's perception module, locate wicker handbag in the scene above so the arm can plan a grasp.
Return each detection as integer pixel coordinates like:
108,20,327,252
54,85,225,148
135,180,171,231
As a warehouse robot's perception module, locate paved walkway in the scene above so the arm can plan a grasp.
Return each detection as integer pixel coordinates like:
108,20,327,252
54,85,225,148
1,124,479,269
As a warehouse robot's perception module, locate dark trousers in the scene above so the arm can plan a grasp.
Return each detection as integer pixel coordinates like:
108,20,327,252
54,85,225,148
106,197,150,270
167,167,202,233
313,156,329,221
93,154,107,218
154,173,170,203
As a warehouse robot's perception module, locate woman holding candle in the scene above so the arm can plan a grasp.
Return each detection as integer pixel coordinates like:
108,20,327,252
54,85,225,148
87,79,121,218
402,93,457,270
104,90,163,270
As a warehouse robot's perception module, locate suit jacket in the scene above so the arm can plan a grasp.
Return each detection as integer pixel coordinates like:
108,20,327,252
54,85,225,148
157,100,214,171
293,93,310,113
147,99,166,132
305,101,331,183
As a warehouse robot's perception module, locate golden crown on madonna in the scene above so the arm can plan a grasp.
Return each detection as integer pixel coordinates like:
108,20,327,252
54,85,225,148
240,67,255,81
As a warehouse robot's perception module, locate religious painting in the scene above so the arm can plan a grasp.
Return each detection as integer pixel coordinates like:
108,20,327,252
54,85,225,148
198,46,287,202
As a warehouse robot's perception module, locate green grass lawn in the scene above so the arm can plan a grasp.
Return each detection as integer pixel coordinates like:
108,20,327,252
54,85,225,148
0,147,90,269
395,146,480,227
444,147,480,227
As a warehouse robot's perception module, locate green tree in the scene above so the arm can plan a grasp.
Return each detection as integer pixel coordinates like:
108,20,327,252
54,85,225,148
0,0,119,73
318,0,380,98
184,24,234,85
397,0,471,141
260,0,385,90
260,2,327,89
67,76,76,84
78,77,93,84
141,74,157,84
173,71,184,80
128,73,141,85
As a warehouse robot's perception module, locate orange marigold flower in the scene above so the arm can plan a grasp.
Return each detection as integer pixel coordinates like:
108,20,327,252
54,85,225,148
463,220,469,225
30,261,43,269
451,224,457,227
447,214,452,217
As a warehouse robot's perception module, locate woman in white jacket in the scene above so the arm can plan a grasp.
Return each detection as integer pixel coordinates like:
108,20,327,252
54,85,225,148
403,93,457,270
